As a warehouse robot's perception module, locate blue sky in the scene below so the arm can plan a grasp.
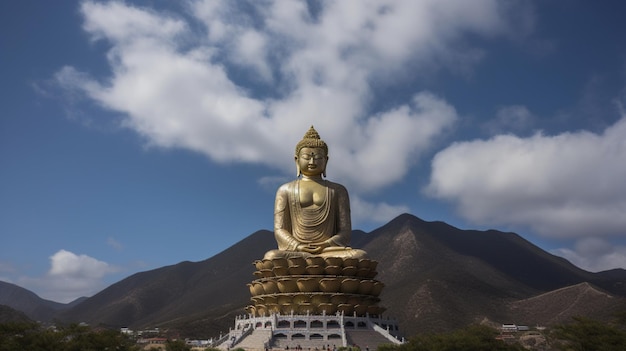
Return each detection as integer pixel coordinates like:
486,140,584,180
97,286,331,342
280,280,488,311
2,0,626,303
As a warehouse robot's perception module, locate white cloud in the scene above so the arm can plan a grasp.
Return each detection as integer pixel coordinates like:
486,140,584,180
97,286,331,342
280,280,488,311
107,237,124,251
0,261,17,284
0,261,16,274
427,114,626,239
483,105,536,135
551,238,626,272
351,195,410,224
48,250,111,277
258,175,290,191
81,1,187,43
234,30,273,81
18,250,118,303
56,0,530,220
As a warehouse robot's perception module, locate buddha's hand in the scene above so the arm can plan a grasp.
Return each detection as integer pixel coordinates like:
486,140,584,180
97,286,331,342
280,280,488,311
299,245,324,254
298,241,330,254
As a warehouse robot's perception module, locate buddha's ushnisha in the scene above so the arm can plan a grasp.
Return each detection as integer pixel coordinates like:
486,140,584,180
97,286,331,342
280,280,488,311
264,126,367,259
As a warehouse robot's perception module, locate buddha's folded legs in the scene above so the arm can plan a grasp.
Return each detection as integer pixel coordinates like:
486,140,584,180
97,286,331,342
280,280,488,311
263,247,367,260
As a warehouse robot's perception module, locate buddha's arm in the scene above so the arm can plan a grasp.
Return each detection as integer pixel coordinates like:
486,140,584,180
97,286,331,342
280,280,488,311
274,184,300,251
326,184,352,247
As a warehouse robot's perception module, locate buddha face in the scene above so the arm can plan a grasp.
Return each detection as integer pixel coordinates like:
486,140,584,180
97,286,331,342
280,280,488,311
296,147,328,177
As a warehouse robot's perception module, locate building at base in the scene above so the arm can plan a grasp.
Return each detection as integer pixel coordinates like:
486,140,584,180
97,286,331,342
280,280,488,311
213,255,403,350
218,312,402,350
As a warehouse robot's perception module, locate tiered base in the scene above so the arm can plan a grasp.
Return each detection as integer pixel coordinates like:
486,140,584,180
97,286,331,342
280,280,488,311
223,313,403,350
247,256,385,317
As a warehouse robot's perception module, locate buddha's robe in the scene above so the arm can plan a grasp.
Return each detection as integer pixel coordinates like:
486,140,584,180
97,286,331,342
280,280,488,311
264,179,367,259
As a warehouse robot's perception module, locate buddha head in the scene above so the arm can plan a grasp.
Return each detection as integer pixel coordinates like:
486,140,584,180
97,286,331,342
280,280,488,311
295,126,328,177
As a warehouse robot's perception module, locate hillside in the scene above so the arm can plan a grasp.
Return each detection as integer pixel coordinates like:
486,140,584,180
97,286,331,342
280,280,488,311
353,214,626,334
3,214,626,338
0,281,71,322
509,282,624,326
0,304,33,324
59,230,276,335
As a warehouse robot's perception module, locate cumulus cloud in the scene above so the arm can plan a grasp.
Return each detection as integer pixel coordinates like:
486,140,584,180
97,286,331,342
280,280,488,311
18,250,118,303
54,0,529,215
426,113,626,239
551,238,626,272
351,195,410,224
483,105,536,135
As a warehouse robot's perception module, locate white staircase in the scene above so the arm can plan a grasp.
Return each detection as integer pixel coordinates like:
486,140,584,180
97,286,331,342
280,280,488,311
233,329,272,350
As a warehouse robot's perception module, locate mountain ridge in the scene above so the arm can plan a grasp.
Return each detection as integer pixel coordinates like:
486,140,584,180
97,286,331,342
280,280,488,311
0,281,76,322
2,214,625,337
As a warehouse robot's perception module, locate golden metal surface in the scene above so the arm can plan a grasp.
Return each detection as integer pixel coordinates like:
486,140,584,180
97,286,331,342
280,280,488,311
264,126,367,260
246,127,387,317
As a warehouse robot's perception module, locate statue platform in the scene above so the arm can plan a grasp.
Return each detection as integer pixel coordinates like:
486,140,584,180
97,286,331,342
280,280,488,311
246,257,385,317
218,312,403,350
214,255,404,350
212,127,403,350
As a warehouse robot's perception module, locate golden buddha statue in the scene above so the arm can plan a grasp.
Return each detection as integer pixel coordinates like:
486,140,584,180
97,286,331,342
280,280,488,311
264,126,367,260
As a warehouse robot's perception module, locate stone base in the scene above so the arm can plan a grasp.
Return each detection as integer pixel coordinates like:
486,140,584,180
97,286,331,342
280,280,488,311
220,313,403,350
248,257,385,318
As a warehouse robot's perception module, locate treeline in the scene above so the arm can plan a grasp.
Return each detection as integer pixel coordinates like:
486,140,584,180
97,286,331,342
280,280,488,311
379,325,526,351
0,322,141,351
378,316,626,351
0,321,202,351
2,316,626,351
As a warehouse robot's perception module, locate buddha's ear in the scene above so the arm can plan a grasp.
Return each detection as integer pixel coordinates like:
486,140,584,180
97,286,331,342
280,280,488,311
323,156,328,177
295,156,301,177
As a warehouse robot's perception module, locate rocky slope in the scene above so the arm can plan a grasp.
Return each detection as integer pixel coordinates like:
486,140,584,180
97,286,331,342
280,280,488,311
3,214,625,338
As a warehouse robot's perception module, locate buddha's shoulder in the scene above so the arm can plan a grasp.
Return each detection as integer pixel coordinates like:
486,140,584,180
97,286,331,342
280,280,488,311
277,180,298,192
324,180,348,193
276,179,347,192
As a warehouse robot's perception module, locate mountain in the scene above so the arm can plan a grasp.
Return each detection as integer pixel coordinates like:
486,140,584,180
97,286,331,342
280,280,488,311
6,214,626,338
0,281,72,322
0,304,33,324
509,282,621,326
59,230,276,336
352,214,626,334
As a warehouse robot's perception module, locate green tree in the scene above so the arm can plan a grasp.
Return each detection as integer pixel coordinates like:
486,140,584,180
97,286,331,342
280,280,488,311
378,325,525,351
0,322,36,351
166,339,191,351
0,322,65,351
550,316,626,351
0,322,140,351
